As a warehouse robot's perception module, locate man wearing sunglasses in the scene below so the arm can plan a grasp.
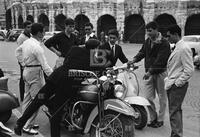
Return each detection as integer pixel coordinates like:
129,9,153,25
129,21,171,128
80,22,97,45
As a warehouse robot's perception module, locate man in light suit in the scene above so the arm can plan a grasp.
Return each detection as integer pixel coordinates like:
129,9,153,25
100,29,128,67
165,25,194,137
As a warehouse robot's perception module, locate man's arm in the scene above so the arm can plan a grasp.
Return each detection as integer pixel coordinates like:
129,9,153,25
44,34,61,56
132,43,146,63
118,46,128,63
15,45,25,66
175,46,194,87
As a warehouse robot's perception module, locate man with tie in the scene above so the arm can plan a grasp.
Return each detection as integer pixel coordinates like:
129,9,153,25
100,29,128,67
129,21,171,128
165,25,194,137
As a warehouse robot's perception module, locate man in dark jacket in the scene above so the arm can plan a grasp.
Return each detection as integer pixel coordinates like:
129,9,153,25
14,39,107,137
129,21,171,128
100,29,128,67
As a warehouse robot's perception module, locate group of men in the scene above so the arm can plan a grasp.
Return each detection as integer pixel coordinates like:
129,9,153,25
13,17,194,137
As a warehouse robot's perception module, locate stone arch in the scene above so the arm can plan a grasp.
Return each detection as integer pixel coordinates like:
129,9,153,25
155,13,177,37
124,14,145,43
55,14,67,31
6,9,12,29
74,14,90,37
26,15,34,23
97,14,117,39
18,15,23,29
185,13,200,35
38,13,49,31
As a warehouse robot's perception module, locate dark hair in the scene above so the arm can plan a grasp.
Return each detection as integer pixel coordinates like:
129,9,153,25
31,23,44,36
85,22,93,29
167,24,181,37
108,29,119,37
146,21,159,30
85,39,100,49
64,18,75,26
23,20,32,28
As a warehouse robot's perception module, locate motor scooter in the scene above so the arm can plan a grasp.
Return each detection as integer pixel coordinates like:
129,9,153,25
44,69,136,137
0,76,20,123
105,63,150,129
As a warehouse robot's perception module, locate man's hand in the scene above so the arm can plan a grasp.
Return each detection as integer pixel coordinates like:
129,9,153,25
55,51,61,57
127,58,136,65
143,72,151,80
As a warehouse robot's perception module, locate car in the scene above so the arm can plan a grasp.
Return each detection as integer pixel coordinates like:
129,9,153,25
182,35,200,55
43,31,61,42
7,29,23,42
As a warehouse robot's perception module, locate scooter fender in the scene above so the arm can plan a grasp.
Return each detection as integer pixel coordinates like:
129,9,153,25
0,90,20,112
124,96,150,106
83,99,135,133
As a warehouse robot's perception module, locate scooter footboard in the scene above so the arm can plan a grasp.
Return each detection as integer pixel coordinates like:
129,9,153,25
125,96,150,106
83,99,135,133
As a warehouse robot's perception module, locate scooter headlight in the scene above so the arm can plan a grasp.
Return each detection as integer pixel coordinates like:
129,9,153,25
114,84,125,98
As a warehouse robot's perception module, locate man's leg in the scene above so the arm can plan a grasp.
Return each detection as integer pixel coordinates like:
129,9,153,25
14,83,55,135
143,75,157,124
167,83,188,137
19,65,25,102
155,72,167,126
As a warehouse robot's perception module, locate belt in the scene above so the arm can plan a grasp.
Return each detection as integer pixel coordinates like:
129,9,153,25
25,65,41,67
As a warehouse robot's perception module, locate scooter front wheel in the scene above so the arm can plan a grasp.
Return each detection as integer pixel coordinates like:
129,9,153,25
0,110,12,123
90,110,135,137
131,105,147,130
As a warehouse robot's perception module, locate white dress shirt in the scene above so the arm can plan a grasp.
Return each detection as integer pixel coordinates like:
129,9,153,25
85,32,95,42
15,37,53,76
17,33,29,46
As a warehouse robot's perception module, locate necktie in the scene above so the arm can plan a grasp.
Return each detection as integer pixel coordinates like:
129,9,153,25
111,45,115,57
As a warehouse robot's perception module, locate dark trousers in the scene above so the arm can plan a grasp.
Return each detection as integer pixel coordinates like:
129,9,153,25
19,65,25,102
167,83,188,137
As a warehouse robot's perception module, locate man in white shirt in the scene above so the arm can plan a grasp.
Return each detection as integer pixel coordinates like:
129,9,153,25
15,23,53,135
80,22,97,45
17,20,32,102
165,25,194,137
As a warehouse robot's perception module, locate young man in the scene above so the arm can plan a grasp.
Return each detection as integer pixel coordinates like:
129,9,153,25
100,29,128,67
14,39,106,137
165,25,194,137
17,20,32,102
15,23,53,135
44,18,79,69
80,22,97,45
129,21,171,128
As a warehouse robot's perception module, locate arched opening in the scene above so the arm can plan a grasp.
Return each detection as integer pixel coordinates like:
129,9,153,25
124,14,145,43
18,15,23,29
26,15,34,23
6,9,12,30
185,14,200,35
74,14,90,37
155,13,177,37
97,14,117,39
54,14,67,31
38,13,49,31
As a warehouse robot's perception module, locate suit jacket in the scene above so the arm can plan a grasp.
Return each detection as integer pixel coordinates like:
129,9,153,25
134,37,171,74
164,40,194,90
100,42,128,67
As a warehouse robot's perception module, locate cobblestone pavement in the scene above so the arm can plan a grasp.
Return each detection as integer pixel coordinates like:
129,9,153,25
1,41,200,137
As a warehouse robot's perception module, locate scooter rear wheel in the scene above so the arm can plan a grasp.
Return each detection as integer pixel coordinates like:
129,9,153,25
0,110,12,123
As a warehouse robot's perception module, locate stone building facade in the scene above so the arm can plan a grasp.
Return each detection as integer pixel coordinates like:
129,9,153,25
6,0,200,43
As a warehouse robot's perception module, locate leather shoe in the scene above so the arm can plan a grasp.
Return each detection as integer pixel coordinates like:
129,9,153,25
32,124,39,129
14,124,22,136
22,127,38,135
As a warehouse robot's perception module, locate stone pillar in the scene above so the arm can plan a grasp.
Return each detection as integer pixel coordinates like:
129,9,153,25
15,7,18,29
49,4,54,31
11,7,15,29
33,5,38,23
22,4,26,21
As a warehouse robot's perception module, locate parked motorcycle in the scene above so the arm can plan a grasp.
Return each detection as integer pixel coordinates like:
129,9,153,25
44,69,136,137
0,76,20,123
105,63,150,129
